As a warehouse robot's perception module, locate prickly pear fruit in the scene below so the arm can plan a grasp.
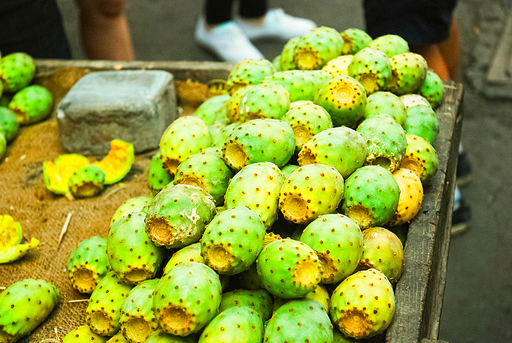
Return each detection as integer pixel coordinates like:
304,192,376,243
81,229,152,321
224,162,286,228
400,134,438,184
273,54,281,71
357,113,407,172
91,139,134,185
357,227,404,283
405,104,439,146
257,238,322,298
300,213,363,284
144,184,216,249
367,34,409,58
399,93,430,109
238,83,290,122
107,332,128,342
389,168,423,226
43,153,90,195
9,85,53,125
211,122,239,147
264,298,333,343
219,289,273,322
0,279,60,342
67,164,106,198
119,279,159,343
330,268,395,339
305,284,331,313
235,263,263,290
108,212,165,285
226,59,276,95
193,94,231,126
63,325,108,343
198,306,264,343
0,52,35,92
347,47,392,94
111,196,152,225
262,70,333,102
419,69,444,108
388,52,428,95
0,214,39,264
342,165,400,229
0,107,19,142
145,328,194,343
153,262,222,336
298,126,367,178
148,152,174,196
201,207,265,275
280,164,300,179
226,86,254,123
174,150,234,206
294,26,344,70
86,271,133,336
322,55,354,76
0,133,5,160
364,91,408,128
333,328,359,342
163,242,204,275
340,28,373,55
281,100,333,151
67,236,109,294
314,75,367,128
279,163,344,224
159,116,212,175
222,118,296,170
280,37,300,71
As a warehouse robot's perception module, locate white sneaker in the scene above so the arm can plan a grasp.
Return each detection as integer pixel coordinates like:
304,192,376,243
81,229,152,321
194,16,264,63
235,8,317,41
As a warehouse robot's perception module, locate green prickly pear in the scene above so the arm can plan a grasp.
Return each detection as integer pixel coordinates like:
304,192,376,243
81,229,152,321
367,34,409,58
159,116,212,175
119,279,159,343
0,107,19,143
298,126,367,179
144,184,216,249
107,332,129,342
390,168,423,226
107,212,165,285
294,26,344,70
364,91,408,128
279,163,344,224
67,236,109,294
314,75,367,128
201,207,265,275
226,59,276,95
340,28,373,55
342,165,400,229
330,269,395,339
262,70,333,102
234,263,262,290
67,164,106,198
192,94,231,126
145,329,194,343
0,52,35,92
219,289,273,322
357,227,404,283
347,47,392,94
400,134,438,184
174,150,234,206
9,85,53,125
256,238,322,299
111,196,152,225
153,262,222,336
86,270,133,336
272,54,281,71
280,37,300,71
222,118,296,170
264,298,333,342
211,122,239,148
419,69,444,108
305,284,331,313
63,325,109,343
356,113,407,172
405,104,439,146
399,93,430,109
0,279,60,343
322,55,354,77
148,152,174,196
198,306,263,343
238,83,290,122
163,242,204,274
388,52,428,95
300,213,363,284
281,100,333,151
280,164,300,179
224,162,286,228
226,86,253,123
0,132,5,161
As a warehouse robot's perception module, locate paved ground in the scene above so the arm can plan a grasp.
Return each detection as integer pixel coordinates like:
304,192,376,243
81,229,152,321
56,0,512,342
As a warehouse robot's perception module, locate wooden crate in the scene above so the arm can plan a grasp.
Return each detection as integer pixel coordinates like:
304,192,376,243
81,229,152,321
23,60,464,343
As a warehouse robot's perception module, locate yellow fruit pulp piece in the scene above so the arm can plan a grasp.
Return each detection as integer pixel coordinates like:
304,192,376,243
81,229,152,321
93,139,134,185
43,154,90,195
0,238,39,264
0,214,23,250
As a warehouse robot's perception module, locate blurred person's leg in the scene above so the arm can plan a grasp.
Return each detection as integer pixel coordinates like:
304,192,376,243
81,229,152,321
75,0,134,61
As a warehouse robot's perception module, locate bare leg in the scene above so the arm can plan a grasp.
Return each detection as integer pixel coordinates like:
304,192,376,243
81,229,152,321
75,0,134,61
411,44,450,80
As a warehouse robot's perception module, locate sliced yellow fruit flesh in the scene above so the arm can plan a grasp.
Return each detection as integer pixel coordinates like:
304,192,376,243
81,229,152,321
0,215,23,250
43,154,90,195
93,139,135,185
0,238,39,264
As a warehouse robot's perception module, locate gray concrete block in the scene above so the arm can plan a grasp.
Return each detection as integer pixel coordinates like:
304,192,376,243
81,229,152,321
57,70,177,156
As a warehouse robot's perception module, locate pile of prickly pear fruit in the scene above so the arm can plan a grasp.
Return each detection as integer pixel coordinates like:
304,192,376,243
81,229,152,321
0,26,447,343
0,52,54,161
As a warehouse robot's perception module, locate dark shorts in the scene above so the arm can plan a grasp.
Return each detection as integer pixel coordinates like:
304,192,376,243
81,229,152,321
363,0,458,46
0,0,71,59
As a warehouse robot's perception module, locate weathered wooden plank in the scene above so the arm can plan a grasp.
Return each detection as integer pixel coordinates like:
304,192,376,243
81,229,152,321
385,81,463,343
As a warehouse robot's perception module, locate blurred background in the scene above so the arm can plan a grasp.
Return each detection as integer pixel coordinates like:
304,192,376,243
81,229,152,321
55,0,512,342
